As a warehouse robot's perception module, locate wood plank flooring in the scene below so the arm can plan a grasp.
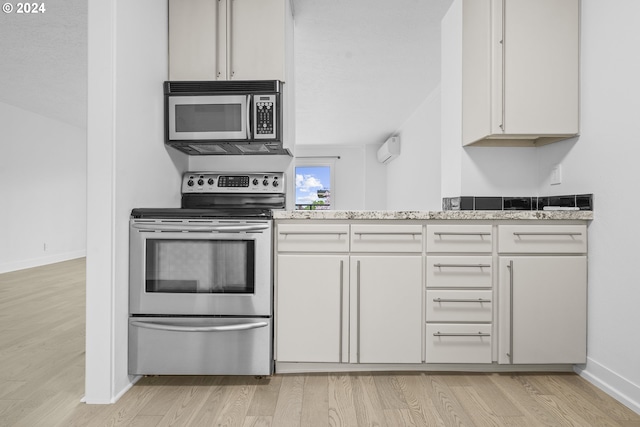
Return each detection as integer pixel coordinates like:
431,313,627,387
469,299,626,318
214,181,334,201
1,259,640,426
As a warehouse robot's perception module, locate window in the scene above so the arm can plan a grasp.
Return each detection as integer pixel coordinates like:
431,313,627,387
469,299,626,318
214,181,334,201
295,165,332,210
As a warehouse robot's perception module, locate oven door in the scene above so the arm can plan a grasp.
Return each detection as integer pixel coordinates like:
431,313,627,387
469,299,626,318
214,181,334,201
129,219,272,316
167,94,250,141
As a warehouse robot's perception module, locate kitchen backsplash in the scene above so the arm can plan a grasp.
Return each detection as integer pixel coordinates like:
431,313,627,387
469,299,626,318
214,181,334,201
442,194,593,211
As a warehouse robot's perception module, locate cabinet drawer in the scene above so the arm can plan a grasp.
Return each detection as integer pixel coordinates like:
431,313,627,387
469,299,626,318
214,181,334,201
350,224,423,253
426,256,493,288
277,224,349,252
426,225,493,253
498,224,587,254
425,324,492,364
426,290,492,322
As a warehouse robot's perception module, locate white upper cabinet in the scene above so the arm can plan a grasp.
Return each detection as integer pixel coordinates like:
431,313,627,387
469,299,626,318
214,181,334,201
462,0,580,147
169,0,290,81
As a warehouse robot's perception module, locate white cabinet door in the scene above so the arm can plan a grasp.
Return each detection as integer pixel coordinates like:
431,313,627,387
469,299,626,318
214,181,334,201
229,0,286,81
502,0,579,136
350,256,423,364
169,0,224,81
461,0,579,146
276,254,349,363
169,0,286,81
498,256,587,364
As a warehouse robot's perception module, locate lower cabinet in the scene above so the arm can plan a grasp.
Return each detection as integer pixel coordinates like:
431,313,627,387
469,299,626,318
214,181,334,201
350,255,423,364
276,254,423,364
275,220,589,371
498,256,587,364
276,254,348,363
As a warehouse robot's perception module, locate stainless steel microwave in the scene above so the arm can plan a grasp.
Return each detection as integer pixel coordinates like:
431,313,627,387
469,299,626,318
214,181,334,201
164,80,289,155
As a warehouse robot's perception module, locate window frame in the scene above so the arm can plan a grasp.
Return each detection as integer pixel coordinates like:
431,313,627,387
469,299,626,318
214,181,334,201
292,159,336,211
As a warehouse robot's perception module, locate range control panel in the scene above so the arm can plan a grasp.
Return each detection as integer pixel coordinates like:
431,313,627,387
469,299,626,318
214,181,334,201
182,172,285,194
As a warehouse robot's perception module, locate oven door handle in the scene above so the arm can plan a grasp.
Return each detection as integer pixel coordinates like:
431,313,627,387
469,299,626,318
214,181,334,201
131,223,269,233
130,320,269,332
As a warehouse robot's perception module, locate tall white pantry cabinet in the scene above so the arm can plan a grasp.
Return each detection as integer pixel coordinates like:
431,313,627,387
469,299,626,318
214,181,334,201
461,0,580,146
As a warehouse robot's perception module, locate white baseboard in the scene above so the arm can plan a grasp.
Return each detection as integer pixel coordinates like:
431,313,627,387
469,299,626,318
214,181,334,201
575,357,640,415
0,250,86,274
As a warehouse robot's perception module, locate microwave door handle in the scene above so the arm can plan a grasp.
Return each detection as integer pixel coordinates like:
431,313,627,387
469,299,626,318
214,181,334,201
246,94,252,139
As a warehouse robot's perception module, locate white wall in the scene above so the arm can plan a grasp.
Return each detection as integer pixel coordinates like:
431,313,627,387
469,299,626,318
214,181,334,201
292,145,372,210
85,0,188,403
386,87,442,210
439,0,640,413
0,102,86,273
440,0,540,199
536,0,640,413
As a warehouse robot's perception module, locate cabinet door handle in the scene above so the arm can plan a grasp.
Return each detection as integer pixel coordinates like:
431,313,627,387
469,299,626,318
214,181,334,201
433,263,491,268
357,259,361,364
216,0,222,79
339,259,344,363
500,0,506,132
433,232,491,236
432,298,492,303
433,332,491,337
512,232,582,237
227,0,234,78
507,260,514,363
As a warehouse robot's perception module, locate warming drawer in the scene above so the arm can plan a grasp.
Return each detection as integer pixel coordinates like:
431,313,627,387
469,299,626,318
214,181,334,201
129,317,273,375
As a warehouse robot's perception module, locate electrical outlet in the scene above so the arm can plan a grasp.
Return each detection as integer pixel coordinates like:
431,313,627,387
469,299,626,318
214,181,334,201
551,164,562,185
43,243,47,251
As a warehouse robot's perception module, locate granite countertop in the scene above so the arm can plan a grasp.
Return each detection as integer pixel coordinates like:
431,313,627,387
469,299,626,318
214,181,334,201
274,210,593,221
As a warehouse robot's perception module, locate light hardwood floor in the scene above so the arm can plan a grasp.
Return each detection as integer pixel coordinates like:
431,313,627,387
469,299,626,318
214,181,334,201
1,258,639,426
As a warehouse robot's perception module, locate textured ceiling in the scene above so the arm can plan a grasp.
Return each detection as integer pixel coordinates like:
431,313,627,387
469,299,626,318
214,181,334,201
0,1,87,129
293,0,453,146
0,0,452,143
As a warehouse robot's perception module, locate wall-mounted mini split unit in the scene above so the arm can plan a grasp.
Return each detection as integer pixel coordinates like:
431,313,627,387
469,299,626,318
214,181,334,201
377,136,400,164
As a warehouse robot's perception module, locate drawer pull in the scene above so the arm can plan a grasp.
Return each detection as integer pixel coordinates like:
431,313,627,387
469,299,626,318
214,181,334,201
433,263,491,268
280,231,347,236
354,232,421,236
512,232,582,237
433,332,491,337
434,232,491,236
433,298,492,303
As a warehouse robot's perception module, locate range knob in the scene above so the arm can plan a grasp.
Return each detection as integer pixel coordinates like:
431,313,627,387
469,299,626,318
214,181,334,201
207,178,214,185
272,180,279,187
197,178,204,186
252,178,259,186
187,179,194,187
262,179,269,186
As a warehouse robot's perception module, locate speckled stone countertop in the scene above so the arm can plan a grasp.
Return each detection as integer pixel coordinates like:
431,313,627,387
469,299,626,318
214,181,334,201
273,210,593,221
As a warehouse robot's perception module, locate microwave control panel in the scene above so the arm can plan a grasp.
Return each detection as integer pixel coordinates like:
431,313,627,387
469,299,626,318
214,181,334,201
253,94,277,140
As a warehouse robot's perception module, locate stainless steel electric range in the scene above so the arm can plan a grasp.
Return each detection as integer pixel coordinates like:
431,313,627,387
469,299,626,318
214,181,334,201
128,172,285,376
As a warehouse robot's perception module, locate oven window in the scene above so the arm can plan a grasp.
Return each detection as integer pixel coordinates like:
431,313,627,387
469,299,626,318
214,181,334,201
144,239,255,294
175,104,242,133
